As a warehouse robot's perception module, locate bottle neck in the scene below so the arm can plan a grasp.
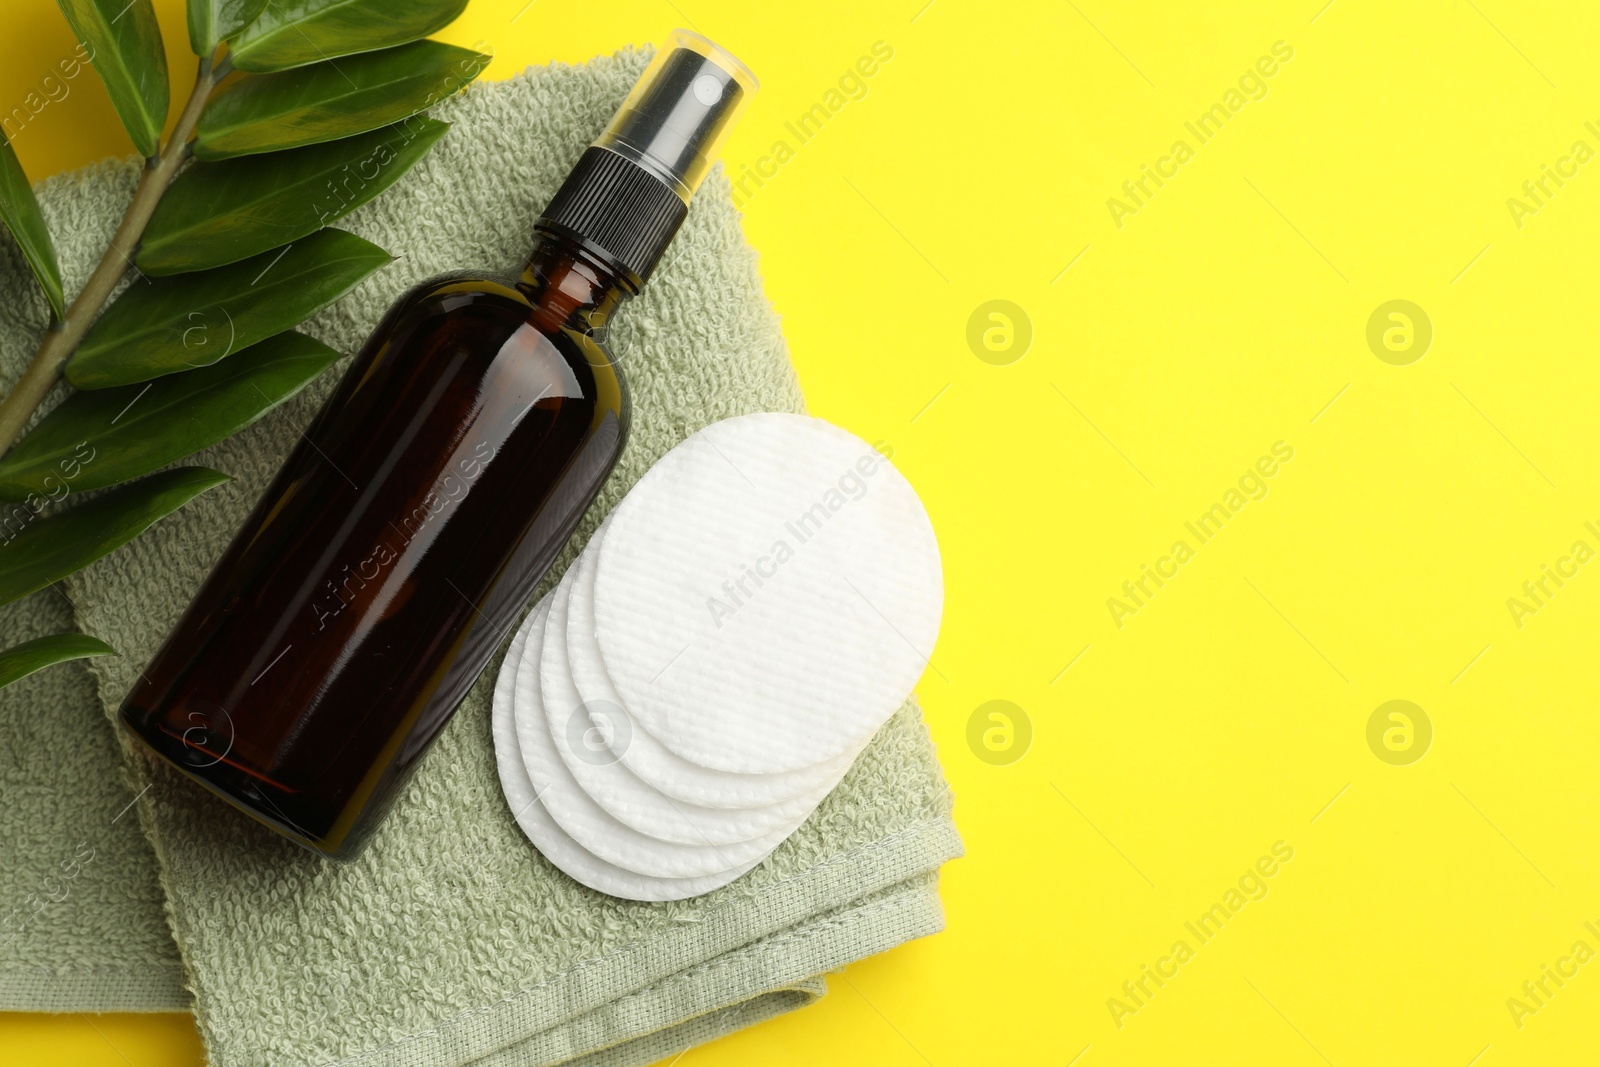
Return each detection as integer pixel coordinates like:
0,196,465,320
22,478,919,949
516,232,632,334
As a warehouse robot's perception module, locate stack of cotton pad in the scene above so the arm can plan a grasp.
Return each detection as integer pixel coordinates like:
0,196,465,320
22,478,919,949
492,412,943,901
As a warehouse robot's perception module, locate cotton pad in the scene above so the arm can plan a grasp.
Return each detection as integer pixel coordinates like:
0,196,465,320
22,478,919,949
552,534,839,842
518,569,797,879
491,599,760,901
568,523,861,809
493,412,942,899
591,413,943,773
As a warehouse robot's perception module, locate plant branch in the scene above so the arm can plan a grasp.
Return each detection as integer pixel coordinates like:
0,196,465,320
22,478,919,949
0,54,222,458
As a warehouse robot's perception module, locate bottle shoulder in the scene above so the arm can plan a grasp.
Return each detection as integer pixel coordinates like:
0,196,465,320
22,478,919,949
399,269,529,310
374,268,626,404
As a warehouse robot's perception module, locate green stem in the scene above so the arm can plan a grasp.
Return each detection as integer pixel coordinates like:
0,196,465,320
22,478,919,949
0,54,222,458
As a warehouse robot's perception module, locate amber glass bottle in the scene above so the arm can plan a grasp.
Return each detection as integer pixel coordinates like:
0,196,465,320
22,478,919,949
119,32,756,860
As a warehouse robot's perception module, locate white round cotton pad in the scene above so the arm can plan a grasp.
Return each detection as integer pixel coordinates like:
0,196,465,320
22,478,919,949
552,532,840,842
518,570,797,879
592,413,943,773
569,518,860,809
491,599,761,901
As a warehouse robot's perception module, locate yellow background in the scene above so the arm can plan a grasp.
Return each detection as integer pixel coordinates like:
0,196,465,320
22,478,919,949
4,0,1600,1063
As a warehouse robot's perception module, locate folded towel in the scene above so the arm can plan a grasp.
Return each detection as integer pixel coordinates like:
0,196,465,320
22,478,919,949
0,49,960,1066
0,593,186,1011
0,161,187,1012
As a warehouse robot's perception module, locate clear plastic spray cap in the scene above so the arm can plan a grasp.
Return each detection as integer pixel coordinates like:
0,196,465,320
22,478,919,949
593,30,758,204
537,31,756,287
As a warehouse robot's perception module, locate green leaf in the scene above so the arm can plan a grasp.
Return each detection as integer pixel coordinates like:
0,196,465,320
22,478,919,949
0,467,228,608
55,0,169,157
0,632,117,690
0,132,66,319
230,0,469,73
2,332,340,501
196,40,489,159
187,0,269,56
137,118,448,275
70,229,389,387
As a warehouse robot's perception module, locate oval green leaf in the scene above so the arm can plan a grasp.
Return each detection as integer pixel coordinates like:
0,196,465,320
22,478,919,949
0,467,228,609
55,0,169,157
0,132,66,319
196,40,489,159
187,0,269,56
70,229,389,387
136,117,448,276
229,0,469,73
0,632,117,690
2,332,340,501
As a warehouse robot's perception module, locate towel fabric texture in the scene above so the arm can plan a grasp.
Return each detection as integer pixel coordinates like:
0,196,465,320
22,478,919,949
0,49,961,1066
0,592,187,1011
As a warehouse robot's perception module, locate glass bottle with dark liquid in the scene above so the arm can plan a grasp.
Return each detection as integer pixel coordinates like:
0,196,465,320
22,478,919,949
120,32,756,860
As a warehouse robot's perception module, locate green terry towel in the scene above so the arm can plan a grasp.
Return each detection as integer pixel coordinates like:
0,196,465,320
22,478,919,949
0,49,961,1066
0,164,188,1012
0,593,187,1012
